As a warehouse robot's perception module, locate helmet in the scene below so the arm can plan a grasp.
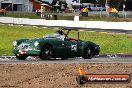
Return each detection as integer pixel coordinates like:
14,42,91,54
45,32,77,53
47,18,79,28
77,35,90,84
56,30,64,35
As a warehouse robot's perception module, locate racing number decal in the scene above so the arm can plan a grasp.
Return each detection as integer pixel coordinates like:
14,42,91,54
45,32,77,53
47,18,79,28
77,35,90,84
71,44,77,51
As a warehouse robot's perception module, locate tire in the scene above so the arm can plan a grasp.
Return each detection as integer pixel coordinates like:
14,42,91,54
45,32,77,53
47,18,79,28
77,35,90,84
82,46,94,59
40,45,53,60
16,54,28,60
76,75,87,85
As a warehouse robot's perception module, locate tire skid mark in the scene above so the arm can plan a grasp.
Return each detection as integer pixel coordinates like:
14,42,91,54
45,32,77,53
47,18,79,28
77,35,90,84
14,65,63,86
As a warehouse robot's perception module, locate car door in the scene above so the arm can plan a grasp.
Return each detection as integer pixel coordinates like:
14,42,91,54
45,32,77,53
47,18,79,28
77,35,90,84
61,40,78,57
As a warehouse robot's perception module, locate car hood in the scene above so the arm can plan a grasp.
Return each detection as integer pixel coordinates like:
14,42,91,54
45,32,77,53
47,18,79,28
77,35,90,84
22,37,58,44
22,38,44,44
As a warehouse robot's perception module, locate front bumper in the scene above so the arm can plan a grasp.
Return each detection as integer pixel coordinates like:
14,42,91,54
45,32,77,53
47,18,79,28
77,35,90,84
95,49,100,55
13,49,40,56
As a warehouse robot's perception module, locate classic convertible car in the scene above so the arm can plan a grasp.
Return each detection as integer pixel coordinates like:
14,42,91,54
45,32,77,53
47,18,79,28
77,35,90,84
13,29,100,60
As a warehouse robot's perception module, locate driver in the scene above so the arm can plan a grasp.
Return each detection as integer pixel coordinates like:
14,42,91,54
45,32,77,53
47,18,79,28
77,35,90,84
56,30,66,35
55,30,66,41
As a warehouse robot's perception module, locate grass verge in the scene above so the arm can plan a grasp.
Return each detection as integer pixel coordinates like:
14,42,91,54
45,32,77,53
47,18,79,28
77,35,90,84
0,24,132,56
1,12,132,21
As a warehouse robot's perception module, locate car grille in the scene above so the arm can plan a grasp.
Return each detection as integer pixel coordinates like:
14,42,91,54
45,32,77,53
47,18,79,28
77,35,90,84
18,44,30,50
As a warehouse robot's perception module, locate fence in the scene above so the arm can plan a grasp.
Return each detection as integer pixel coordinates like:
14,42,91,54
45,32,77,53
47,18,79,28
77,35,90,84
0,11,132,18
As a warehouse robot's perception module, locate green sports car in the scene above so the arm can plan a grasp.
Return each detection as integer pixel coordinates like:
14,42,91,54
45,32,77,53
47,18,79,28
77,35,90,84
13,29,100,60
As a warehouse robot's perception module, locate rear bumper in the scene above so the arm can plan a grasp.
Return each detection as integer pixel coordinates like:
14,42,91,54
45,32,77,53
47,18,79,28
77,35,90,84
95,50,100,55
94,47,100,55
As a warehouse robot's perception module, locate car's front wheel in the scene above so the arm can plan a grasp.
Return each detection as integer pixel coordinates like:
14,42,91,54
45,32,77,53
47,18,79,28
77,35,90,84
15,54,28,60
40,45,53,60
82,46,94,59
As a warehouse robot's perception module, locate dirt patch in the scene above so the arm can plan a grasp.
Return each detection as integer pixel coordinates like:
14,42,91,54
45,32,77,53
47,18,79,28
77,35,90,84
0,63,132,88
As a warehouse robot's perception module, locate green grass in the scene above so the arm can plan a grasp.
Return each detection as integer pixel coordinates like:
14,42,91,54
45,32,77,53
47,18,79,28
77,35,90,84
1,12,41,19
0,24,132,56
57,16,132,22
6,14,41,19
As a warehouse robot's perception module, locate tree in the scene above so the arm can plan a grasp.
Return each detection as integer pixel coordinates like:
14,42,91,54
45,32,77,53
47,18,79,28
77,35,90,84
105,0,123,16
105,0,123,10
80,0,123,16
51,0,56,5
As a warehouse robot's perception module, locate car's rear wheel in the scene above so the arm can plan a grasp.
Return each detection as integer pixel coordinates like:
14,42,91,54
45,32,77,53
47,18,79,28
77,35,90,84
83,46,94,59
40,45,53,60
16,54,28,60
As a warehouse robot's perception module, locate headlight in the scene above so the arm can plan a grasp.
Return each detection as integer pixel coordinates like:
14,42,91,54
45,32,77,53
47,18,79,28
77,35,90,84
34,41,39,46
13,41,17,46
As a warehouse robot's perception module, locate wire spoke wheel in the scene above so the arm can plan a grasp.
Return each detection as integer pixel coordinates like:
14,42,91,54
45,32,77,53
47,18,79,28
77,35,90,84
40,45,53,60
83,46,94,59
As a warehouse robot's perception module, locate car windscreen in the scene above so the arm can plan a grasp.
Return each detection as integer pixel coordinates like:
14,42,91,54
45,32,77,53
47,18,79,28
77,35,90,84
44,33,65,41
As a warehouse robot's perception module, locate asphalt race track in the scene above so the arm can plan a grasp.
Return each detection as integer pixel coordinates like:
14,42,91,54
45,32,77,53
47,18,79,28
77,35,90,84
0,56,132,64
